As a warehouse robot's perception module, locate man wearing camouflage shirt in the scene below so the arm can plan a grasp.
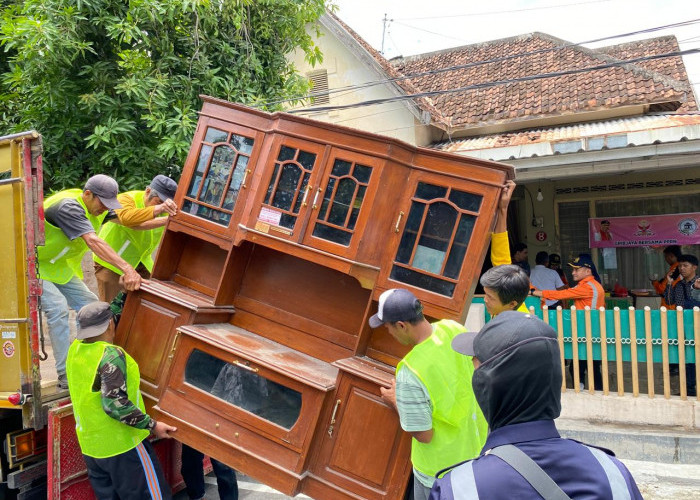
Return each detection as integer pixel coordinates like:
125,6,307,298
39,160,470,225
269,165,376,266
66,301,177,499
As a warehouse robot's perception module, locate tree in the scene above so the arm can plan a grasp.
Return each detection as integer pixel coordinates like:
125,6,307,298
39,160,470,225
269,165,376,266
0,0,326,191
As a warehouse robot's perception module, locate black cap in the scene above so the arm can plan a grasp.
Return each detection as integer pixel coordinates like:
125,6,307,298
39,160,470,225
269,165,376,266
452,310,558,361
149,175,178,202
569,254,595,269
369,289,422,328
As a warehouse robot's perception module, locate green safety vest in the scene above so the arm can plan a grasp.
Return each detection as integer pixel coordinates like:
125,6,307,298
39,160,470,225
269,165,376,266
37,189,108,284
94,191,164,274
66,340,150,458
397,319,488,478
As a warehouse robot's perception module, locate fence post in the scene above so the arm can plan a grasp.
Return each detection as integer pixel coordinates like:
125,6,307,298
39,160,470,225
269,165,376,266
677,306,687,400
661,307,670,399
694,307,699,401
556,307,566,393
571,306,580,392
644,306,654,398
628,306,639,397
584,307,594,394
613,307,624,396
599,306,609,395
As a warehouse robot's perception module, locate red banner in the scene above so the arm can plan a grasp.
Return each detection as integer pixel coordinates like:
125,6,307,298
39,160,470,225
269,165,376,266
589,213,700,248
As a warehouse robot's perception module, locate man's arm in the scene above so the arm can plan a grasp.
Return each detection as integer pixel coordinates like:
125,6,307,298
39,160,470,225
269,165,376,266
113,193,177,227
536,282,588,301
98,347,176,438
381,369,434,444
81,232,141,290
128,217,169,231
490,181,516,267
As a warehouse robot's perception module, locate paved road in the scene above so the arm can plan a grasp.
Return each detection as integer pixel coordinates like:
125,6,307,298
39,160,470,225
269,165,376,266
173,472,308,500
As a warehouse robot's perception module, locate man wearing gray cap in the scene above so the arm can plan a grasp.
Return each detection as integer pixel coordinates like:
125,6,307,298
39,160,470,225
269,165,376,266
429,311,642,499
94,174,178,302
67,301,176,499
369,289,487,500
38,174,146,390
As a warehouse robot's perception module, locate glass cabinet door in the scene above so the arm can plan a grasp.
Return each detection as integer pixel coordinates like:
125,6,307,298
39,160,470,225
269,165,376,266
389,178,483,298
254,137,325,238
182,123,257,228
303,148,380,256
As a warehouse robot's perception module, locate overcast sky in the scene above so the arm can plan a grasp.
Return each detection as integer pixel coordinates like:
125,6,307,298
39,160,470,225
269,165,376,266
333,0,700,95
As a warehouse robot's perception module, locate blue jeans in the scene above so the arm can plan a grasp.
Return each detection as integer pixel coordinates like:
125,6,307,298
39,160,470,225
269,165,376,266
180,444,238,500
41,277,98,375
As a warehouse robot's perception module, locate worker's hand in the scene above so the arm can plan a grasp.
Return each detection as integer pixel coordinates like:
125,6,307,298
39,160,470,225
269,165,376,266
154,198,178,217
498,180,516,212
380,378,397,408
120,267,142,291
152,421,177,439
665,269,675,284
532,290,542,298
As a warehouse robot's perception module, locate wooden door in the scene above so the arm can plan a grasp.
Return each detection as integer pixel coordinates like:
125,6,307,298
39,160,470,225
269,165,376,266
301,147,382,259
250,135,327,241
306,373,411,500
377,171,493,314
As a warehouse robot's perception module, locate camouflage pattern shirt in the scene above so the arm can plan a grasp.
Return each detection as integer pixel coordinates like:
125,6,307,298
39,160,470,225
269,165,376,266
94,345,156,431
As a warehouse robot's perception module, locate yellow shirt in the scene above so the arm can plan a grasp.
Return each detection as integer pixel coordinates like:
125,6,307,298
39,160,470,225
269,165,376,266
115,192,155,227
490,231,530,314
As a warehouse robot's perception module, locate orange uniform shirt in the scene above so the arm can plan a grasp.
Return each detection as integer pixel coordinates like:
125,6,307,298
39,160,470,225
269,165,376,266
541,275,605,309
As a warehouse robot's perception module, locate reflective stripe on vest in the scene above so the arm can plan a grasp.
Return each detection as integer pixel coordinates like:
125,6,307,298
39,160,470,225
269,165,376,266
585,446,632,500
66,340,149,458
94,191,164,273
450,461,479,499
396,319,488,478
38,189,107,284
585,279,603,309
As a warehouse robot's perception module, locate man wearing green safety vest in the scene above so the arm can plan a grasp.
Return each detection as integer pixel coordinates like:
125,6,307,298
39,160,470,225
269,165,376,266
93,175,178,302
369,289,488,500
67,301,177,499
38,174,146,390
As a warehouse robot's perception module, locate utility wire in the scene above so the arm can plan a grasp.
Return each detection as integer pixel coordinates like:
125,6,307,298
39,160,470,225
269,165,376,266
394,0,612,21
269,18,700,107
288,48,700,115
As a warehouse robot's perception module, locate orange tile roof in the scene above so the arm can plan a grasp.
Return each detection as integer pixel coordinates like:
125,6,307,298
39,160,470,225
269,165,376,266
391,32,695,129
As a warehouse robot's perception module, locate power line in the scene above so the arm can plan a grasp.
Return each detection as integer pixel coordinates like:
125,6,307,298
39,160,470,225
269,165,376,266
267,18,700,107
394,0,612,21
287,48,700,115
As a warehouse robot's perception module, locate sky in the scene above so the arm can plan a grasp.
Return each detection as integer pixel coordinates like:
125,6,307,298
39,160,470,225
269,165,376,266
333,0,700,94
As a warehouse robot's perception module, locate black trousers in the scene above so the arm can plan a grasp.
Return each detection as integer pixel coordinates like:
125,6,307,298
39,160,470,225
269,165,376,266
83,439,171,500
180,444,238,500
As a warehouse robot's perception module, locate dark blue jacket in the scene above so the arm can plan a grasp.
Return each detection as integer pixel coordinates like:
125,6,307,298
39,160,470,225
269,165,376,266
429,420,643,499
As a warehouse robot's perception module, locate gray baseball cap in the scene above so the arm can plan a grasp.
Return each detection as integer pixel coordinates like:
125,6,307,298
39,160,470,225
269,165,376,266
452,310,558,361
76,301,114,340
369,289,423,328
149,175,178,202
85,174,121,210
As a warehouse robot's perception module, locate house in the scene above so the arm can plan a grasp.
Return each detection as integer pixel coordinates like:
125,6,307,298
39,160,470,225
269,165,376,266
288,12,700,291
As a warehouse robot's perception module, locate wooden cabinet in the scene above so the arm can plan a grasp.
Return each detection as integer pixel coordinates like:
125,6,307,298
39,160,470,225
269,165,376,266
303,357,412,500
118,96,513,500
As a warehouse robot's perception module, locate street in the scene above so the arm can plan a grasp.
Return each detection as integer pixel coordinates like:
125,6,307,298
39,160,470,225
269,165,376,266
173,472,307,500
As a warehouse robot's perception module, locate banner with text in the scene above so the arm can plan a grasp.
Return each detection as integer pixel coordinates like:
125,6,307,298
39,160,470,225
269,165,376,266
589,213,700,248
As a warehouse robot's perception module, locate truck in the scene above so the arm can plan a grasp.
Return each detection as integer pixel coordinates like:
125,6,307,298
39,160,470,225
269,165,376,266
1,97,513,499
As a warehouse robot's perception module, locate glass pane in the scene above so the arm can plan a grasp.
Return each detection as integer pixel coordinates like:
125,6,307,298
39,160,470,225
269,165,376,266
312,223,352,246
318,178,336,219
297,150,317,170
420,202,457,251
390,266,456,296
348,185,366,230
185,350,302,430
277,146,296,162
195,145,212,174
205,127,228,143
230,134,254,155
187,174,203,197
445,214,476,279
279,213,297,230
395,203,424,264
272,163,301,210
292,173,310,214
264,165,279,205
415,182,447,200
327,178,355,225
331,159,351,177
353,163,372,184
181,201,231,226
449,189,482,212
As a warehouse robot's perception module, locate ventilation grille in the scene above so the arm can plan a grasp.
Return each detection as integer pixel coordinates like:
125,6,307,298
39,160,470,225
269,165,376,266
308,70,330,105
555,177,698,195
